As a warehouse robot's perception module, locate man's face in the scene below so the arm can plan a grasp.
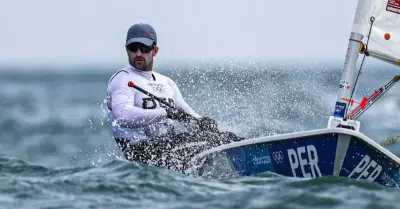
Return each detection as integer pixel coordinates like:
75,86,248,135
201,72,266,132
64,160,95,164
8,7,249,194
126,42,158,71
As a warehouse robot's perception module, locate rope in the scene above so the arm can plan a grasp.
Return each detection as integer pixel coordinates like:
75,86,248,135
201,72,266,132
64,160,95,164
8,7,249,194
381,135,400,146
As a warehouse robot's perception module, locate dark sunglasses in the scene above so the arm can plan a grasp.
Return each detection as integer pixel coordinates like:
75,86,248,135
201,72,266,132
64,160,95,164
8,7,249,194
127,43,154,53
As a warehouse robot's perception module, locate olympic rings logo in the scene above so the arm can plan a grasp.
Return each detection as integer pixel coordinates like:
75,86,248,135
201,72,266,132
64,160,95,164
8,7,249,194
273,151,284,164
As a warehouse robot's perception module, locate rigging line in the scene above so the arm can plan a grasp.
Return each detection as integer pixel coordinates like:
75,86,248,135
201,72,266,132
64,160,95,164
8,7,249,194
345,16,375,119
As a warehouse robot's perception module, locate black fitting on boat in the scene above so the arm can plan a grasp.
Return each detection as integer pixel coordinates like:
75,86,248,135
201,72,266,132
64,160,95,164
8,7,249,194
336,124,355,130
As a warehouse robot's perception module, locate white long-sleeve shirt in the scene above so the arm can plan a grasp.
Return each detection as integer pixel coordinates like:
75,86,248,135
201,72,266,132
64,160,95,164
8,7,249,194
106,65,201,143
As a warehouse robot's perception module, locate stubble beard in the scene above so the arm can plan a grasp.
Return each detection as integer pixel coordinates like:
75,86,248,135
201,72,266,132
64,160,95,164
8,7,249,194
130,56,153,71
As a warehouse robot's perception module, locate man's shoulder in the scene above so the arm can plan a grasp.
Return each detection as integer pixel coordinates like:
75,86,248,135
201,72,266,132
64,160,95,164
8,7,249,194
108,66,131,84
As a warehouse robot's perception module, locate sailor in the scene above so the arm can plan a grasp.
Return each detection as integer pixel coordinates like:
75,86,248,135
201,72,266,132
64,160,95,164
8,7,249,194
106,23,244,172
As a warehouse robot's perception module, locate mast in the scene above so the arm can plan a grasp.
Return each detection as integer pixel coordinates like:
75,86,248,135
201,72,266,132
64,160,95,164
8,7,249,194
328,0,400,130
327,32,363,131
332,32,363,119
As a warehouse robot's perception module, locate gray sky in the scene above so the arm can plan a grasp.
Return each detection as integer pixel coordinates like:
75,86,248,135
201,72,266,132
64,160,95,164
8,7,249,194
0,0,358,67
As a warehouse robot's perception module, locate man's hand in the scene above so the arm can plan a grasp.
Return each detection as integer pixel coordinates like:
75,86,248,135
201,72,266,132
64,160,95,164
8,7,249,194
198,117,219,132
165,107,189,122
165,108,219,133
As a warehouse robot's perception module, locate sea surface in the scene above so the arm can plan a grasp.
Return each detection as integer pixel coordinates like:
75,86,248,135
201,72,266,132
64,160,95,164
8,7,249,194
1,60,400,209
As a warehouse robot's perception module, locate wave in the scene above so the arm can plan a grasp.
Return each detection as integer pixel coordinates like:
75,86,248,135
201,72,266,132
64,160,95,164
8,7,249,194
0,154,394,209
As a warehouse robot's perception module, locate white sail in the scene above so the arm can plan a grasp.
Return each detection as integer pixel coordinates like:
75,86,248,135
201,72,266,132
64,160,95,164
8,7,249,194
352,0,400,62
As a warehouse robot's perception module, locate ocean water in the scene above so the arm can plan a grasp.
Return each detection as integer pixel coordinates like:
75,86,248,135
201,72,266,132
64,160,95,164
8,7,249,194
1,61,400,209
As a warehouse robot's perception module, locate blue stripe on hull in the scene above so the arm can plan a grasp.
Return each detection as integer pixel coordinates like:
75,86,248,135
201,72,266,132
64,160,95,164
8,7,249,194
225,133,339,178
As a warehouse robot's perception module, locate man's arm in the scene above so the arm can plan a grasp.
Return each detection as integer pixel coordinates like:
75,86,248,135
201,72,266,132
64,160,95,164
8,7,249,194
108,74,167,128
168,78,222,133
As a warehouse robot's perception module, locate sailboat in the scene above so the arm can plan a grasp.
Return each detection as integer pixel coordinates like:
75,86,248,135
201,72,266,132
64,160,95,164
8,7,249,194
187,0,400,188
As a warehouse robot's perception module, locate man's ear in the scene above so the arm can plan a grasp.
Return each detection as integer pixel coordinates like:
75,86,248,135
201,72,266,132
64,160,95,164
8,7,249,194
153,46,159,57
